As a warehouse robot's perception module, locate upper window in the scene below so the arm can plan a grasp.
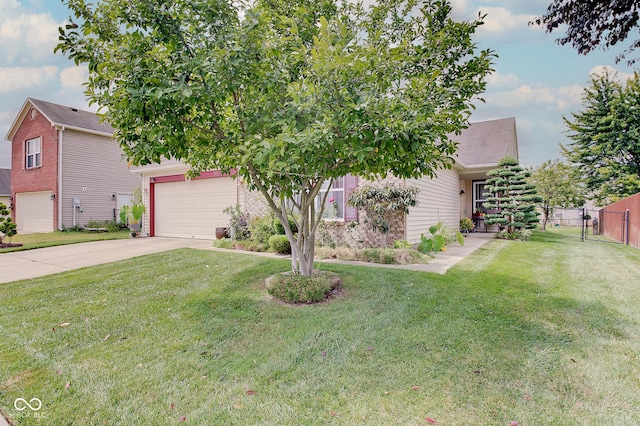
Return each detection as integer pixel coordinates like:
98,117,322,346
26,137,41,169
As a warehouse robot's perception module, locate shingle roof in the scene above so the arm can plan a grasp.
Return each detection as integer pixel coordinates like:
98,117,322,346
0,168,10,196
27,98,115,135
453,117,518,167
5,98,114,141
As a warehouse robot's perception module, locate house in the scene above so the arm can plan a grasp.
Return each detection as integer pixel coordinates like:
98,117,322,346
0,169,10,207
133,117,518,244
4,98,142,233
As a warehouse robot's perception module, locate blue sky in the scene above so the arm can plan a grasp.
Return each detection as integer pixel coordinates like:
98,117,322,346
0,0,637,169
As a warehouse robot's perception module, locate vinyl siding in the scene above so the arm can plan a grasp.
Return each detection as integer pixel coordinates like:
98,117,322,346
406,169,461,244
60,129,140,228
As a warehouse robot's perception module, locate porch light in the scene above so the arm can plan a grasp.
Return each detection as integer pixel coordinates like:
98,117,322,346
50,192,56,200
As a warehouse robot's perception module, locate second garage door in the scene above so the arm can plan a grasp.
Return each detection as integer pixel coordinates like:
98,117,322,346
16,191,54,234
154,177,237,239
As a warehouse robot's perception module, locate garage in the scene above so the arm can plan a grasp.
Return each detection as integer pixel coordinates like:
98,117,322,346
15,191,54,233
153,176,238,239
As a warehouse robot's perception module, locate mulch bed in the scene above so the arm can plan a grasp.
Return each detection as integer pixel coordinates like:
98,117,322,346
0,243,23,249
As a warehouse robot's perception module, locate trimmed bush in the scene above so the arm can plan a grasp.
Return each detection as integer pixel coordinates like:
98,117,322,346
249,214,277,243
273,215,298,235
268,234,291,254
266,271,340,304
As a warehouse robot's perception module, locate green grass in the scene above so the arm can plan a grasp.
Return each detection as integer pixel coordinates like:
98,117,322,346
0,230,130,253
1,228,640,425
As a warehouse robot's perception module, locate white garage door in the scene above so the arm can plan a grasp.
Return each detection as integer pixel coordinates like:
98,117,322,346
154,177,237,239
16,191,54,234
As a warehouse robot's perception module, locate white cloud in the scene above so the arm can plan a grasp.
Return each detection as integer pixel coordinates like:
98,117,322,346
474,6,535,35
0,66,58,93
60,66,88,88
486,71,520,88
484,84,583,111
0,6,62,63
589,65,635,83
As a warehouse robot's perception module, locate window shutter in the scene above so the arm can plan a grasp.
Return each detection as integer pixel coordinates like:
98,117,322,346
344,174,358,221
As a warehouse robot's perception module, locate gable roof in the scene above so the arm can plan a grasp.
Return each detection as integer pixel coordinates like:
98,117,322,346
4,98,114,141
453,117,518,168
0,168,10,196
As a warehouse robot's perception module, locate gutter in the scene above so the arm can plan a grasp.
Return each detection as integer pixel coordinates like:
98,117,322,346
57,126,64,230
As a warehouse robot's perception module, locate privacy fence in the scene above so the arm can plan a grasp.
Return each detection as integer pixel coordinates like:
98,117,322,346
595,193,640,249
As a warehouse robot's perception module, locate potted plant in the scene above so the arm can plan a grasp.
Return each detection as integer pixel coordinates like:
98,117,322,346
460,217,475,234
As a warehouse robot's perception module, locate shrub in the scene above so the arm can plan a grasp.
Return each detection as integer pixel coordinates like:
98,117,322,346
393,239,412,249
419,221,464,254
266,271,340,304
0,202,17,244
223,205,250,240
273,215,298,234
249,214,277,243
268,234,291,254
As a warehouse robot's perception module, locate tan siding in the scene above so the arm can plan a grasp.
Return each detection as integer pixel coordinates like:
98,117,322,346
406,169,460,244
61,130,141,228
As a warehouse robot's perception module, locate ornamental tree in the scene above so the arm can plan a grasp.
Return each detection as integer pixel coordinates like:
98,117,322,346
0,202,17,244
483,157,542,235
347,184,419,247
56,0,494,276
529,160,586,231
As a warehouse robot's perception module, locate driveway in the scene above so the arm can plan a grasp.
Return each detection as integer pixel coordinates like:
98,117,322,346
0,237,214,284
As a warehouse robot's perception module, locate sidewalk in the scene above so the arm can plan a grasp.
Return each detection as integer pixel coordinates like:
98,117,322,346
0,233,494,285
318,232,494,274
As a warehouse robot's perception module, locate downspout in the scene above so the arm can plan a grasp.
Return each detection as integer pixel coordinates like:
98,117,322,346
58,126,65,230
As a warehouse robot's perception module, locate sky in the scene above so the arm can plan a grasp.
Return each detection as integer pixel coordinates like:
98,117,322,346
0,0,637,169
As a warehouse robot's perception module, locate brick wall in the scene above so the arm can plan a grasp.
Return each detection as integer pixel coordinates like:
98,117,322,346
10,107,59,227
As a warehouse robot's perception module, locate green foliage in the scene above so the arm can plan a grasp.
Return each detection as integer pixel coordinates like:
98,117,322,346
496,229,532,241
483,157,542,235
268,234,291,254
267,271,339,304
0,202,17,244
212,238,235,249
273,215,298,235
418,221,463,254
529,159,586,230
119,187,146,226
249,214,277,244
392,239,413,249
55,0,495,276
223,205,251,240
562,70,640,205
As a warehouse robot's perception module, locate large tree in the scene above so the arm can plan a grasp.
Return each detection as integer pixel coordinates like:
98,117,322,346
529,160,586,231
533,0,640,65
56,0,494,276
562,70,640,206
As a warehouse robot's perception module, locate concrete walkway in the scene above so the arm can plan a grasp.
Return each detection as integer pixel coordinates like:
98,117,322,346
0,233,494,285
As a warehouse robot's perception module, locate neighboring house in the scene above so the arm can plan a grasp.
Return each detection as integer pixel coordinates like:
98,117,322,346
4,98,142,233
134,117,518,244
0,168,10,207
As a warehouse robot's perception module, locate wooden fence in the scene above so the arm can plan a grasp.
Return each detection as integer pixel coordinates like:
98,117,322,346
601,193,640,249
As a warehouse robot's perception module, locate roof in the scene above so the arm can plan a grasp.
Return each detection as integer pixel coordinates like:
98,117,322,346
453,117,518,168
4,98,114,141
0,168,10,196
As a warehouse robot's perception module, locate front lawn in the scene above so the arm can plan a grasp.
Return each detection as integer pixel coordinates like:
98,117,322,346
0,230,131,253
1,229,639,424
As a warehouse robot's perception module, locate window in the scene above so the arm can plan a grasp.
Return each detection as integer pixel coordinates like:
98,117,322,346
319,177,345,220
316,175,358,221
26,137,41,169
473,180,487,214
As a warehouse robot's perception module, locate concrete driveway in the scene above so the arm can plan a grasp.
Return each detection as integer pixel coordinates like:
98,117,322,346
0,237,215,284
